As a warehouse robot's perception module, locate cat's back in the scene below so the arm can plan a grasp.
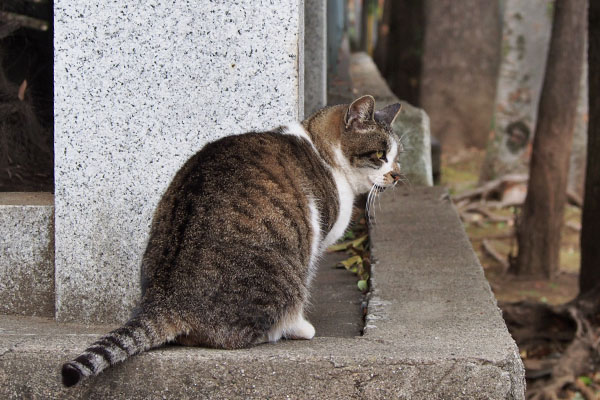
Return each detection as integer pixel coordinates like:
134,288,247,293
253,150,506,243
142,128,337,283
165,128,327,208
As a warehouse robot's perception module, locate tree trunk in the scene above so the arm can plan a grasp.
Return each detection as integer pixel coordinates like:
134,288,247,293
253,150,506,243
373,0,425,106
420,0,501,150
480,0,553,182
580,0,600,296
567,40,588,199
359,0,377,54
513,0,587,278
372,0,392,75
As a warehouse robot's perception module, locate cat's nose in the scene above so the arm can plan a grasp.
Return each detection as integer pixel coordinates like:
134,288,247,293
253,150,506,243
391,172,401,182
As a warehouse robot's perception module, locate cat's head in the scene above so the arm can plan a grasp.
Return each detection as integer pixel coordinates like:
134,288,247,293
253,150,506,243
337,95,403,195
303,95,402,196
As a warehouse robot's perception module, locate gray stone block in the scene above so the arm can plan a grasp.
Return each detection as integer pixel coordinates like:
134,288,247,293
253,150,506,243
367,186,525,398
393,100,434,186
304,0,327,117
0,193,54,317
54,0,305,323
0,331,524,399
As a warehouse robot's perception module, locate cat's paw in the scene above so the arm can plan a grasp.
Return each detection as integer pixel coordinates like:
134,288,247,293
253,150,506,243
286,318,315,340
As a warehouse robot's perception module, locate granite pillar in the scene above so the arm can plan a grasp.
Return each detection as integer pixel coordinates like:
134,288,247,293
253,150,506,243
54,0,305,323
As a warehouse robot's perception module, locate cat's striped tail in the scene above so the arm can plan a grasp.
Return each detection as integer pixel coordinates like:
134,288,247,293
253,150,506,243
61,313,177,387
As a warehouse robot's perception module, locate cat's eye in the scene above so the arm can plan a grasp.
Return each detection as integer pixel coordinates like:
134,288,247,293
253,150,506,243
376,151,386,161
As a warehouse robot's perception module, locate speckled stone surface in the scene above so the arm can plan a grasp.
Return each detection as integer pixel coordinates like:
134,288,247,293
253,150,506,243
304,0,327,117
54,0,305,323
0,193,54,317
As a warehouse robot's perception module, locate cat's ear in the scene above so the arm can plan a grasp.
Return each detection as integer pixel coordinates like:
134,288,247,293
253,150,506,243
374,103,402,127
344,95,376,127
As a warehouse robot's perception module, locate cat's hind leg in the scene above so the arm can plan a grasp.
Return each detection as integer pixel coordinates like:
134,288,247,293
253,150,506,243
267,307,315,342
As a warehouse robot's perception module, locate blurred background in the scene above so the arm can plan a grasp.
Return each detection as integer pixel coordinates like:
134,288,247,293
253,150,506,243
1,0,53,192
337,1,599,397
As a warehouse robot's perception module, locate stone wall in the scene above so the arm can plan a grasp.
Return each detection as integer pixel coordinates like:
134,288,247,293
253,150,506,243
0,193,54,317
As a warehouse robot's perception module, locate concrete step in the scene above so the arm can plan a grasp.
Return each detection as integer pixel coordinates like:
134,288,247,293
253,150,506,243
0,192,54,317
0,187,524,399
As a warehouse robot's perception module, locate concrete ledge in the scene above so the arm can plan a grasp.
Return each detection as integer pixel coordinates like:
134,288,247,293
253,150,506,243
0,193,54,317
367,186,525,398
0,188,524,399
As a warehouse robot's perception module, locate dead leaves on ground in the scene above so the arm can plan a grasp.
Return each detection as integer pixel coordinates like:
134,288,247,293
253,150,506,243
327,211,371,293
453,173,583,274
452,174,525,271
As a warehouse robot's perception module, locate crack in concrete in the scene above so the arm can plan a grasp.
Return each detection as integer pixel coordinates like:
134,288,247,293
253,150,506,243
432,361,458,395
354,372,381,399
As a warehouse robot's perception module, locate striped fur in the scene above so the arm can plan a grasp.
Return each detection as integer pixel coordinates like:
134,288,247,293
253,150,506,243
62,314,175,386
61,95,403,387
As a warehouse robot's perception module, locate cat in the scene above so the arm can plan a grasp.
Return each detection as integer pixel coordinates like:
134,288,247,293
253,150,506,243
61,95,403,387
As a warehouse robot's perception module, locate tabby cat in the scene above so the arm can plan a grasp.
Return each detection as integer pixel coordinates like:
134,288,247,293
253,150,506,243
61,95,403,387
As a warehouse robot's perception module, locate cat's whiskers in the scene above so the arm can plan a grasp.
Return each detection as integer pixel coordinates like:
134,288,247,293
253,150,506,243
397,173,411,188
366,185,374,224
398,130,409,146
397,128,417,152
366,176,388,225
371,188,380,224
366,184,379,225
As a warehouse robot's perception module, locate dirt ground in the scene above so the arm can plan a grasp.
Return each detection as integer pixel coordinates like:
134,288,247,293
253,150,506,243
441,148,581,306
442,149,600,400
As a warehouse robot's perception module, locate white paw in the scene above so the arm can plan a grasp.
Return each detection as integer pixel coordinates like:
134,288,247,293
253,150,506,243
287,318,315,340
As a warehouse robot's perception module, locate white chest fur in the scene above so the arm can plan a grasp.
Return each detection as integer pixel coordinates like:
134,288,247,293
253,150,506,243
322,170,355,250
280,123,355,261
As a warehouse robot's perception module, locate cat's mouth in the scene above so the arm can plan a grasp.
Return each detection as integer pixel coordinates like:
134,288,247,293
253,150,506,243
370,179,400,192
367,180,392,193
384,171,402,186
366,183,388,224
